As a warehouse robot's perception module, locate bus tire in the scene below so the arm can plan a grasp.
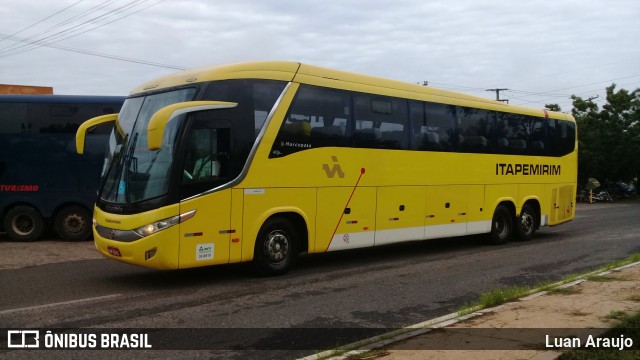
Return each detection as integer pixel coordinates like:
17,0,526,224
55,205,92,241
3,205,44,242
487,204,513,245
253,217,298,276
515,203,537,241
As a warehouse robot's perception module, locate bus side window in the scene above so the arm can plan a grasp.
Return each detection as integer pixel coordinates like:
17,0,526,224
270,85,351,158
497,113,529,155
554,120,575,156
422,102,455,152
456,106,495,153
354,95,408,150
0,103,27,134
29,103,101,134
529,118,546,156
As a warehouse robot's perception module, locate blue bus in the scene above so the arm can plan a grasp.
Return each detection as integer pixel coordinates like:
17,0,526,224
0,95,124,241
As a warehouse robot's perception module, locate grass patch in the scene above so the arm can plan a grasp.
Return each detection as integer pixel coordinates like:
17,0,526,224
548,287,582,295
558,310,640,359
458,286,533,316
457,253,640,317
345,349,390,360
478,286,531,308
588,275,626,282
605,310,628,321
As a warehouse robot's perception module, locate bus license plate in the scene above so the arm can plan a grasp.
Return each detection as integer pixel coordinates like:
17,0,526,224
107,246,121,257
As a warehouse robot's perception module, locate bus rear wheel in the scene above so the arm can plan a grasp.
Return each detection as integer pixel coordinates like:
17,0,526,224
55,206,92,241
253,217,299,276
515,203,537,241
487,205,513,245
4,205,44,242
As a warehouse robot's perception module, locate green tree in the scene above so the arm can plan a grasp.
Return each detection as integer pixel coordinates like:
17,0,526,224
544,104,562,112
571,84,640,187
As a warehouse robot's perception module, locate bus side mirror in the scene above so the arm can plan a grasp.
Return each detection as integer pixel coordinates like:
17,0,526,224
76,113,118,155
147,101,238,150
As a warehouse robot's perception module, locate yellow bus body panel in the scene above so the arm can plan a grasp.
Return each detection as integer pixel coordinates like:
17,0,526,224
93,204,181,270
178,190,232,268
241,188,317,262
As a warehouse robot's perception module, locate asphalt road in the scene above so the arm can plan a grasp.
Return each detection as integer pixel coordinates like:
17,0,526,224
1,200,639,359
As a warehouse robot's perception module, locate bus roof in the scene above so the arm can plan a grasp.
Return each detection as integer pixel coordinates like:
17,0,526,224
130,61,570,120
0,94,125,104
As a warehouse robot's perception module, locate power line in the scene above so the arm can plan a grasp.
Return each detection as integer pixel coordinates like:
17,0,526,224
0,0,114,55
0,0,165,59
0,33,186,70
0,0,86,44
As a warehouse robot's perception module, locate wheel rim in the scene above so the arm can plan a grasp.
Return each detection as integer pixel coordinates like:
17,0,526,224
520,211,534,235
11,214,34,236
263,230,289,264
494,213,509,239
64,213,86,235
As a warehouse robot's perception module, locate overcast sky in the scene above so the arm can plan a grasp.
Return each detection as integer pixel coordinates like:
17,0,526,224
1,0,639,111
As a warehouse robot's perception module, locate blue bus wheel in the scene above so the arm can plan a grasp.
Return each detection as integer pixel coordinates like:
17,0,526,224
3,205,44,242
54,206,92,241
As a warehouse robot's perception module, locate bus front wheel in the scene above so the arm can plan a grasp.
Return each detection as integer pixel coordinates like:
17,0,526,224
488,205,513,245
253,217,299,276
4,205,44,242
55,205,92,241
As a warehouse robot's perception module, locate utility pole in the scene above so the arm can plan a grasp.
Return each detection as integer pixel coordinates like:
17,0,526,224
486,88,509,103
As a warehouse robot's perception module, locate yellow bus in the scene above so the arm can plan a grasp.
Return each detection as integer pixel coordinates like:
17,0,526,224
76,61,577,275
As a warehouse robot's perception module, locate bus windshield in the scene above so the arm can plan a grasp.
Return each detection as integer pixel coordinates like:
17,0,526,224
100,88,197,204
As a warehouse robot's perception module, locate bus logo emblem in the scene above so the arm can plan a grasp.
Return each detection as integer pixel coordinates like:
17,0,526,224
322,156,344,178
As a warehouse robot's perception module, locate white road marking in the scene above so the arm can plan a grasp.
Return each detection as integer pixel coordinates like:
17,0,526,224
0,294,122,315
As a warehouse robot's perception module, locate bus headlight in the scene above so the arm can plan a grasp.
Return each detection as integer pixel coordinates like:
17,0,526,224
133,210,196,237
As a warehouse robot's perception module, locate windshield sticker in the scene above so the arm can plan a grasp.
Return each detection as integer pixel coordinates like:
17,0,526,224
118,181,126,195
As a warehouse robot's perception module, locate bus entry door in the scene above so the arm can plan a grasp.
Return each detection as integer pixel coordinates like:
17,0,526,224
177,122,233,268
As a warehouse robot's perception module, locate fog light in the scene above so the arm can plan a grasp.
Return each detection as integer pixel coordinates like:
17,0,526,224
145,248,157,260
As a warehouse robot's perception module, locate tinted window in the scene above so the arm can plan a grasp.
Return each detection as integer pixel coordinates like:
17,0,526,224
354,94,408,149
0,103,28,134
30,103,100,134
412,102,456,151
529,118,547,156
496,113,530,155
204,79,286,139
270,85,351,158
0,102,109,135
555,120,576,156
456,107,495,153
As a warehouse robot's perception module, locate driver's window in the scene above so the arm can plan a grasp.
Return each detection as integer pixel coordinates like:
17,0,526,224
183,127,229,184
